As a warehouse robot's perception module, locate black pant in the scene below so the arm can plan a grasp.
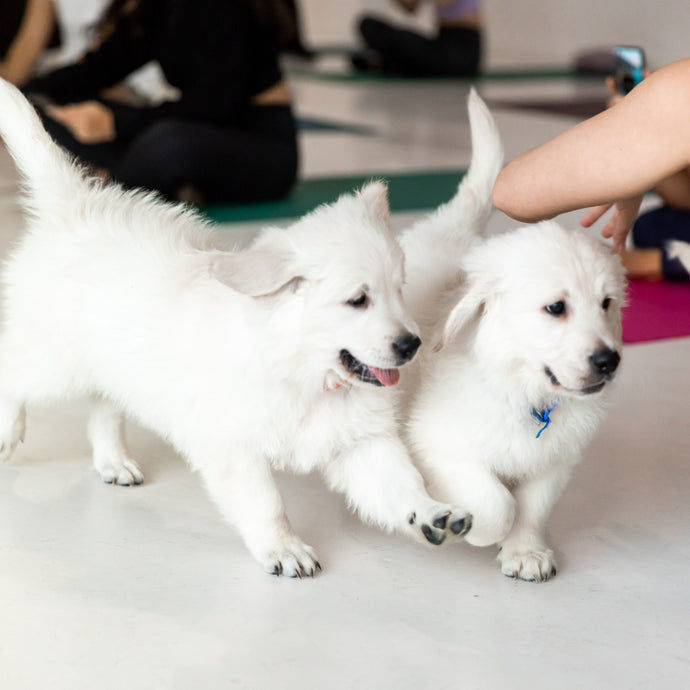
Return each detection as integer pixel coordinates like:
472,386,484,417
39,104,299,204
359,16,481,77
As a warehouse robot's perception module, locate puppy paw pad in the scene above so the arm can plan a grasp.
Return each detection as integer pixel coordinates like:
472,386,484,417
414,506,473,545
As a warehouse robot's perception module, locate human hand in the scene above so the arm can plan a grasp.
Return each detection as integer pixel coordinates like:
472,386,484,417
580,194,644,252
605,69,652,108
46,101,115,144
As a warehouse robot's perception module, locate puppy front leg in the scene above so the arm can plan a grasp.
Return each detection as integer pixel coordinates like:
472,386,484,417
198,459,320,578
424,463,517,548
88,398,144,486
323,435,472,546
498,464,573,582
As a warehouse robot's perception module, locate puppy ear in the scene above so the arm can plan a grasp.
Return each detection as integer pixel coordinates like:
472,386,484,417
359,181,391,228
434,282,486,352
211,231,303,297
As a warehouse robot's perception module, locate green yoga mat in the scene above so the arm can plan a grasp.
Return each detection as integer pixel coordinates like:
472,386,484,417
203,169,467,225
286,61,589,84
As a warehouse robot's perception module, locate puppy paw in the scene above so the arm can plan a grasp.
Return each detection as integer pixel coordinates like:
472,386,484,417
407,505,472,546
0,405,26,463
499,547,557,582
261,539,321,578
96,455,144,486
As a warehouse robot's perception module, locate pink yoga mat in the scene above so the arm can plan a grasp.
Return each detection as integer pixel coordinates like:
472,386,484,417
622,279,690,343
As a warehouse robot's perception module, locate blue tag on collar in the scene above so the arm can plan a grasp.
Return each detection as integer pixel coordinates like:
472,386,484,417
531,402,558,438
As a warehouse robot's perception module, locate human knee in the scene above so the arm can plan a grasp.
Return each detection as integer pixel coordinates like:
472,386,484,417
359,16,392,49
114,121,193,195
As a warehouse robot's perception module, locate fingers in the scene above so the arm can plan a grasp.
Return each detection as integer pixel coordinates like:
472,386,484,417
580,203,613,228
581,195,643,252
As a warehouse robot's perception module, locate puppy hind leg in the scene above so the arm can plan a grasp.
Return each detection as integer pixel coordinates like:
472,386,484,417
323,435,472,546
88,398,144,486
198,458,320,578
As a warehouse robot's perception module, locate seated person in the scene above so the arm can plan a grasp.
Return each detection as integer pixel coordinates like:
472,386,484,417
23,0,298,205
351,0,482,77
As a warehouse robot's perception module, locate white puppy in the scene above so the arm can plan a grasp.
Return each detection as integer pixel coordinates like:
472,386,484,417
400,90,626,582
0,79,471,577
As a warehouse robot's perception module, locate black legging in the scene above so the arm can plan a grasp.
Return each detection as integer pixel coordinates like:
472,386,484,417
359,16,481,77
38,103,299,204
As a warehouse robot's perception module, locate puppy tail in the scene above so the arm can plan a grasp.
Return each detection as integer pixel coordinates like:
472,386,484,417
0,78,83,201
448,87,504,237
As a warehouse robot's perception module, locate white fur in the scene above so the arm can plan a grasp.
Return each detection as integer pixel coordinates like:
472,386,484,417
400,89,626,582
667,239,690,274
0,78,471,577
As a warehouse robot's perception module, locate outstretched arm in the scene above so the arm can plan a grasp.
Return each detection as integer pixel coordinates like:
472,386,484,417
492,58,690,250
0,0,55,87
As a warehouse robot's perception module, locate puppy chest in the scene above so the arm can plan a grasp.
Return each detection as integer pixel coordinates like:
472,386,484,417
265,395,386,473
262,405,353,473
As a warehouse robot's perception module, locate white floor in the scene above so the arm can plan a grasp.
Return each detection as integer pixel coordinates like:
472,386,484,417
0,71,689,690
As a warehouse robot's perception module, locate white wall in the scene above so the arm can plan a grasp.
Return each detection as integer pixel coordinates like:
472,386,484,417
300,0,690,69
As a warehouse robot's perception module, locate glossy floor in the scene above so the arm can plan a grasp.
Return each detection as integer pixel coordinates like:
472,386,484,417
0,69,688,690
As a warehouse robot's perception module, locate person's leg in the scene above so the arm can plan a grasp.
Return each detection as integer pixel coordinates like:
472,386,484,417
620,247,664,280
630,205,690,280
358,16,441,76
36,106,124,172
112,107,298,204
437,26,481,76
356,17,480,77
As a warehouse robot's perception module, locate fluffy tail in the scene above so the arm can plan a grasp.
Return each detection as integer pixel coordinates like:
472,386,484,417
448,87,505,235
401,88,504,314
0,78,82,200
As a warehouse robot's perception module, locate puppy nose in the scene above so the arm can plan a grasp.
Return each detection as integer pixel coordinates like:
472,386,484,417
590,348,620,378
393,333,422,363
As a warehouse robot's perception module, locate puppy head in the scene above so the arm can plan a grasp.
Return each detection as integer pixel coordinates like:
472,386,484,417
439,221,626,400
212,182,420,390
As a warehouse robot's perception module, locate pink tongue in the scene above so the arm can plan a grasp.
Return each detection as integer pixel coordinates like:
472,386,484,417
370,366,400,387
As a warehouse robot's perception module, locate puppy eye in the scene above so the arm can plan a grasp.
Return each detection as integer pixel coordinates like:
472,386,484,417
602,297,612,311
545,301,566,317
347,293,368,309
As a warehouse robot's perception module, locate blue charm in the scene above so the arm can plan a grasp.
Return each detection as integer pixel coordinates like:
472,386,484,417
531,403,557,438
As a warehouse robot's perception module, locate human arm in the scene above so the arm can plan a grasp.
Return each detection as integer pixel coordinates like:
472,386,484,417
38,0,279,145
603,71,690,211
0,0,56,86
492,58,690,250
23,0,158,104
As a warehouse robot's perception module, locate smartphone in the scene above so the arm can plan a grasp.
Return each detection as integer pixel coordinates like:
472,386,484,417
613,45,646,94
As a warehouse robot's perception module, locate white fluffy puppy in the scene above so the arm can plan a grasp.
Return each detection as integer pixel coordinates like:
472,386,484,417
400,90,626,582
0,79,471,577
